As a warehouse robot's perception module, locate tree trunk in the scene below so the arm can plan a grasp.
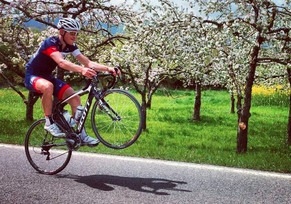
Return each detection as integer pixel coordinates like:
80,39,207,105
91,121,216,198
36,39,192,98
237,93,242,112
146,94,152,109
26,91,42,121
230,92,235,113
287,68,291,145
193,83,201,121
141,94,147,130
237,44,261,153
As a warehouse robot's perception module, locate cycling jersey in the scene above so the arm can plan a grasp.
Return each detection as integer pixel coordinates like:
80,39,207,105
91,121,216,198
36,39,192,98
25,36,81,99
26,36,81,76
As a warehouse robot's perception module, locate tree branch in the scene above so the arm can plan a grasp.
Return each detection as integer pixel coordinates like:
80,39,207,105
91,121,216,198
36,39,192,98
0,69,27,104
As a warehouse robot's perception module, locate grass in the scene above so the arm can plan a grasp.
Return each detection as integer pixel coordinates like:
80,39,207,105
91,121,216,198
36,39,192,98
0,87,290,173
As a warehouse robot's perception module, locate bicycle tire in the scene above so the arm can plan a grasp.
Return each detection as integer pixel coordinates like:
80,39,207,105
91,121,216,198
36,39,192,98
24,119,72,175
91,89,143,149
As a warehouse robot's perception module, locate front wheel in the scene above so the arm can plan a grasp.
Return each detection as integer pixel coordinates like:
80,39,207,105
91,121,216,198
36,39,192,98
91,89,143,149
24,119,72,175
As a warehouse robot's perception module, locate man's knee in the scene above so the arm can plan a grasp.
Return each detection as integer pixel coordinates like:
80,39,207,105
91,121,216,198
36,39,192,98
37,81,54,94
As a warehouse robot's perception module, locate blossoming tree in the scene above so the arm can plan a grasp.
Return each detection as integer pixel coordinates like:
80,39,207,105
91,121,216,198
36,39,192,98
190,0,291,152
0,0,134,120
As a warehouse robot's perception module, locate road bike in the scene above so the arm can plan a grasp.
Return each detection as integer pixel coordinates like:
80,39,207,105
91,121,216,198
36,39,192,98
24,71,143,175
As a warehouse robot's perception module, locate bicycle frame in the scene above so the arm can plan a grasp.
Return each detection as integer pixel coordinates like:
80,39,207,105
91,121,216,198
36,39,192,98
53,77,101,136
25,70,143,174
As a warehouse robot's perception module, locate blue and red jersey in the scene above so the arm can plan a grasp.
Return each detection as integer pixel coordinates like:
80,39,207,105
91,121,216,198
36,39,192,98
25,36,82,99
26,36,81,77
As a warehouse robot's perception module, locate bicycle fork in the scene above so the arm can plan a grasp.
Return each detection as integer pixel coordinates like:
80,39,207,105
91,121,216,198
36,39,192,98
98,99,121,121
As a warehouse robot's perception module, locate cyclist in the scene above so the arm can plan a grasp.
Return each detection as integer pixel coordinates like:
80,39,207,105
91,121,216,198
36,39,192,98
25,18,118,146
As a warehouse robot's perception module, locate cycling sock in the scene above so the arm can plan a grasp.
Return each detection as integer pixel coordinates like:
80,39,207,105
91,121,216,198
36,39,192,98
45,115,53,126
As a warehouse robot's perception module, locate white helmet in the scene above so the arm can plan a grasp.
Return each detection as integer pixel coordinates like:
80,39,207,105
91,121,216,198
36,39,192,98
57,18,81,31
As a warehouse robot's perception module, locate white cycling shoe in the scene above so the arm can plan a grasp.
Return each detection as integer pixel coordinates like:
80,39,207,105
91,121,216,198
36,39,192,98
45,120,99,146
44,123,65,137
81,134,100,146
79,127,99,146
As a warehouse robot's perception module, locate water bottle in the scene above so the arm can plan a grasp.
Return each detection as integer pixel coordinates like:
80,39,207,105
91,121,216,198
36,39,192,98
74,105,84,122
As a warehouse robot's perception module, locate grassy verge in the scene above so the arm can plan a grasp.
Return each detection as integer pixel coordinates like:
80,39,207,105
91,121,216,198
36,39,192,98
0,87,290,173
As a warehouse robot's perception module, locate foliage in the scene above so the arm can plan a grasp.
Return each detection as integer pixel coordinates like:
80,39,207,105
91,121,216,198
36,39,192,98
0,88,290,173
187,0,291,152
1,0,290,97
0,0,133,100
252,84,289,106
0,0,290,152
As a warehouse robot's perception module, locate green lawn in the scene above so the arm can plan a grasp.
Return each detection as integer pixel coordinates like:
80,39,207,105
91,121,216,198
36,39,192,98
0,87,290,173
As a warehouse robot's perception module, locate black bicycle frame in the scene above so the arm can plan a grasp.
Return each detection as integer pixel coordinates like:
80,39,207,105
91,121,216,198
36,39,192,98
53,78,100,135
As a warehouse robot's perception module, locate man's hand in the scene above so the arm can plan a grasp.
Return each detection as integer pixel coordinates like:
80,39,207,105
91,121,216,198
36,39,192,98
82,67,96,79
107,67,121,76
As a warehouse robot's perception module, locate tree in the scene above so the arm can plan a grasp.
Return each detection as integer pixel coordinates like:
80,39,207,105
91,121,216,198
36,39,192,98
0,0,134,120
192,0,291,152
173,21,224,121
110,0,202,129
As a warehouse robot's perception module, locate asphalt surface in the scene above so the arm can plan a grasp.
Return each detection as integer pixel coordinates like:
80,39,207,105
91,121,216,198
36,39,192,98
0,144,290,204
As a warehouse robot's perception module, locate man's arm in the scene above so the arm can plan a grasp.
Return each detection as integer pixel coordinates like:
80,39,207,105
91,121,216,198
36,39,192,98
75,53,117,75
50,51,96,78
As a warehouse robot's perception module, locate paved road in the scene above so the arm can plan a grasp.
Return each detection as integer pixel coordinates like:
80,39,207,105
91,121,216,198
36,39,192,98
0,144,290,204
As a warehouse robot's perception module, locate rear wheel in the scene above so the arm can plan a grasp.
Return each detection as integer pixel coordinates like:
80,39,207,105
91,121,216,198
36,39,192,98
24,119,72,175
91,89,143,149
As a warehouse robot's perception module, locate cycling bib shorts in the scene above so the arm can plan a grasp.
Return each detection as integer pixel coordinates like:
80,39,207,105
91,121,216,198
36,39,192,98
25,74,70,100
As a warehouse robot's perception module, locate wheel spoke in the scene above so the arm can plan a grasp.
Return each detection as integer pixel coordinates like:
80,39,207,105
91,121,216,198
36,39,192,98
24,119,72,175
91,89,143,149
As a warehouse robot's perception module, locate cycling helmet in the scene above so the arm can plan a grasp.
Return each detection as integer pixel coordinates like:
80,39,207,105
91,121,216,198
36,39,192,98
57,18,81,31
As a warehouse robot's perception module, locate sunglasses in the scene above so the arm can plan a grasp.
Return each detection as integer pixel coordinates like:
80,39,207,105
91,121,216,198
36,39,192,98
65,31,79,36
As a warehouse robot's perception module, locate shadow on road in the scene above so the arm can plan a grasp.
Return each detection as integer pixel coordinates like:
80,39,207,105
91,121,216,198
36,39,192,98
56,174,191,195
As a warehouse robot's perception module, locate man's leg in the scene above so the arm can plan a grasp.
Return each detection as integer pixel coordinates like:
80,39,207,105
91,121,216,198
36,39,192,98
34,78,65,137
34,78,54,116
61,87,80,116
62,87,99,146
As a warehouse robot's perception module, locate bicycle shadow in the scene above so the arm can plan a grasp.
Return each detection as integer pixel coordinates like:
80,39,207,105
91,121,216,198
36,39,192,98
56,174,191,195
